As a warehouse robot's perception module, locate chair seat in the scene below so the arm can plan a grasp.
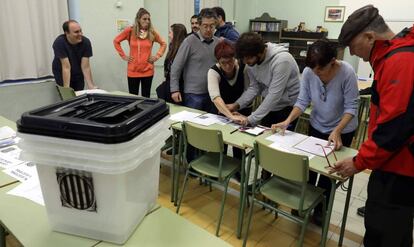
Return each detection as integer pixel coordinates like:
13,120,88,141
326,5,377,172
260,176,325,212
190,152,240,178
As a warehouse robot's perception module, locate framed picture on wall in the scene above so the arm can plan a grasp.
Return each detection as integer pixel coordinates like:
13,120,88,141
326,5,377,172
324,6,345,22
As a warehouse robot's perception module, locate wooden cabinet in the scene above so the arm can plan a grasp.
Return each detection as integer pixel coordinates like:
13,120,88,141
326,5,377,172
280,31,343,72
249,13,287,43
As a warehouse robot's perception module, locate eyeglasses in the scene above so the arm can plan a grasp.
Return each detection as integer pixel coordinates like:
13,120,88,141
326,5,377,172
320,84,327,102
315,143,337,167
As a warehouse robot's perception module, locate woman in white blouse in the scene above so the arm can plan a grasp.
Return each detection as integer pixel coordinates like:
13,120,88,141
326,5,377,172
207,40,250,122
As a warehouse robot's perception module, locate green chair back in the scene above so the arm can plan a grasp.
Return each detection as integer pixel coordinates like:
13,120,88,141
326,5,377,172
56,85,76,100
182,121,224,153
255,139,309,183
0,80,61,121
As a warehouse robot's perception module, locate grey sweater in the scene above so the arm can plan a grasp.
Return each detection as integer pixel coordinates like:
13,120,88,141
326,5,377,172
170,32,219,94
236,43,300,125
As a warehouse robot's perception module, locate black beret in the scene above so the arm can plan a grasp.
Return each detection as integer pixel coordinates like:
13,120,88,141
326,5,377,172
338,5,379,46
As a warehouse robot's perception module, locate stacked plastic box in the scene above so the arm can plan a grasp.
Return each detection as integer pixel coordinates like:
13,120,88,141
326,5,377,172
17,94,170,244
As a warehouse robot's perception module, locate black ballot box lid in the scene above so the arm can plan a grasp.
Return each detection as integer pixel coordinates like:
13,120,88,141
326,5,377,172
17,94,169,144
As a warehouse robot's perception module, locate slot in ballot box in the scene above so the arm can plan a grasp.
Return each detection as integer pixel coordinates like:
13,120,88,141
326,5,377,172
16,94,170,244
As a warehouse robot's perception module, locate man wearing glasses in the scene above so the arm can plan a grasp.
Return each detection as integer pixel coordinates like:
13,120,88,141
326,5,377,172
170,8,219,112
332,5,414,247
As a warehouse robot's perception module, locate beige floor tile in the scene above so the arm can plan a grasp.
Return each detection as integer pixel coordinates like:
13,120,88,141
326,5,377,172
256,227,296,247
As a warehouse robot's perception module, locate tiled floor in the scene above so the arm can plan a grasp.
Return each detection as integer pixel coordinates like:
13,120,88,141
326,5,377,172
157,155,371,247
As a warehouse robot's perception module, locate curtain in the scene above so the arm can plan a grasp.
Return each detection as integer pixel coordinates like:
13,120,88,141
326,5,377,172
0,0,68,82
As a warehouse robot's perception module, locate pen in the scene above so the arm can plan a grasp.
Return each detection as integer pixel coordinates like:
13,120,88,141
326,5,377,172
230,128,238,134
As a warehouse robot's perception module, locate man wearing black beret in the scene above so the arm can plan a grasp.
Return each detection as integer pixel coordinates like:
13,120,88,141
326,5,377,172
330,5,414,247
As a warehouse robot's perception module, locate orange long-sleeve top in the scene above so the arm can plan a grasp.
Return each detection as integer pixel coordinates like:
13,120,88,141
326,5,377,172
113,26,166,78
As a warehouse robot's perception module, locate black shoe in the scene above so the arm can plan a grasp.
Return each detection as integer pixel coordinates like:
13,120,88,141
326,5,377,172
291,209,299,216
312,212,323,227
357,206,365,217
233,171,241,183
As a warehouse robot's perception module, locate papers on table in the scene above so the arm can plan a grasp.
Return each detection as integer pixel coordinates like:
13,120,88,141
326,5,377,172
3,162,38,182
75,88,108,96
169,110,202,122
265,130,308,146
0,126,17,147
7,176,44,206
241,126,267,136
293,136,334,157
169,111,232,126
0,145,25,169
269,142,315,159
265,131,334,158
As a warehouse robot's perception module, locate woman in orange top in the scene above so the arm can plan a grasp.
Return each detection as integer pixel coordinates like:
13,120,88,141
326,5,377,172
114,8,166,97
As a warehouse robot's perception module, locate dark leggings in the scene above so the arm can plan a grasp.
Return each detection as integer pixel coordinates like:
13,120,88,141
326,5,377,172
308,125,355,214
127,76,153,97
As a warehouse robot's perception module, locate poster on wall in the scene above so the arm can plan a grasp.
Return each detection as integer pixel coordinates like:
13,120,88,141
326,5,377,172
324,6,346,22
116,19,130,32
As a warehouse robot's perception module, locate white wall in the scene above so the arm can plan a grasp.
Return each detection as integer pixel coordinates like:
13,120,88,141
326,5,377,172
339,0,414,76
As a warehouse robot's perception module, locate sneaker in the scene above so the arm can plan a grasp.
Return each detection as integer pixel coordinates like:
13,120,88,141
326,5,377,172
357,206,365,217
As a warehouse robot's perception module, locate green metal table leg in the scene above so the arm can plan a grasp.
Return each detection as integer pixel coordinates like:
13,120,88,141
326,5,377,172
173,132,183,206
321,178,337,247
170,130,177,202
0,224,5,247
236,149,247,238
237,150,253,239
338,175,354,246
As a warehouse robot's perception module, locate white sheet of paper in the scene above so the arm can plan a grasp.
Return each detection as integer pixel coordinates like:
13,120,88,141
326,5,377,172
203,113,231,125
169,111,201,122
7,176,44,206
3,162,38,182
75,89,108,96
0,145,21,159
293,136,334,157
243,127,266,136
0,153,25,169
269,142,315,159
188,114,218,126
265,130,308,147
0,126,15,140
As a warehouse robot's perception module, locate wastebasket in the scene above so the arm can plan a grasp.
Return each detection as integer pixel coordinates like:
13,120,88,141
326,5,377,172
17,94,170,244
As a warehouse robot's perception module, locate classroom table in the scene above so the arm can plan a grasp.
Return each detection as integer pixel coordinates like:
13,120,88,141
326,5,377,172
0,183,100,247
249,133,358,247
168,103,257,239
168,104,358,246
0,116,18,188
95,207,231,247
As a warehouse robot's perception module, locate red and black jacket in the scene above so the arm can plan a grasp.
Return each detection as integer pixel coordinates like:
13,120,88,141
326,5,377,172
354,25,414,177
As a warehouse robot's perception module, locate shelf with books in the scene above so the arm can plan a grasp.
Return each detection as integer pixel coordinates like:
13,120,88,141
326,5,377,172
249,13,287,43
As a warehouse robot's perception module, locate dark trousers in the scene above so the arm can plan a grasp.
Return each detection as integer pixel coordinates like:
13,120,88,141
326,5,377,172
260,106,297,180
308,125,355,215
128,76,153,97
364,170,414,247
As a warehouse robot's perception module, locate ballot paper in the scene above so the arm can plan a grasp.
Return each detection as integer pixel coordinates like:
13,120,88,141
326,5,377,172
269,142,315,159
0,126,17,147
7,176,44,206
169,110,201,122
293,136,334,157
265,130,308,147
3,162,38,182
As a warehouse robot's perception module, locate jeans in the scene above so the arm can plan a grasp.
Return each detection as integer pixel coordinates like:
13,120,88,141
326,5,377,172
183,93,214,112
